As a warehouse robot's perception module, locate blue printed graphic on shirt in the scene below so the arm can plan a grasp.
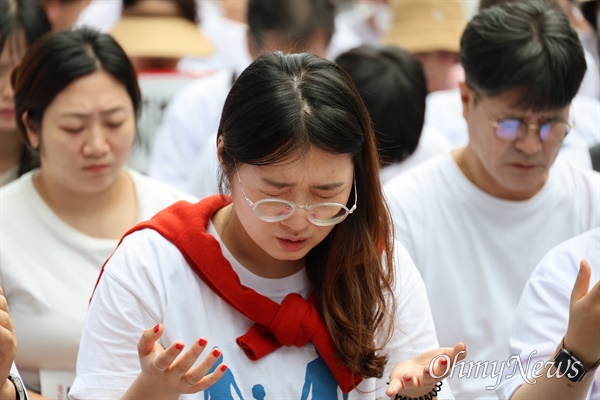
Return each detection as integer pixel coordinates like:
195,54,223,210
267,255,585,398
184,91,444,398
204,348,346,399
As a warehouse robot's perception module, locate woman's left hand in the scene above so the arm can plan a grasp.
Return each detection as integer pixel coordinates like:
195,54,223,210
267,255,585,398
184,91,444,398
385,342,466,399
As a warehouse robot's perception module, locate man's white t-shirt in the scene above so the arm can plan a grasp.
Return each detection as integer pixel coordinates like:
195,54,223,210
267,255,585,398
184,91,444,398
383,154,600,399
148,69,233,191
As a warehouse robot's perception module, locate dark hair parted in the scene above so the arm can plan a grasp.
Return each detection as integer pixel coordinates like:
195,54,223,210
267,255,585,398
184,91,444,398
12,27,141,148
336,45,427,166
247,0,335,51
218,52,396,380
462,1,586,111
1,0,51,176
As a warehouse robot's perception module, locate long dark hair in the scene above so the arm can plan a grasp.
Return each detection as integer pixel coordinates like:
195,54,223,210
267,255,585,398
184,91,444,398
218,52,396,379
12,27,141,149
0,0,51,176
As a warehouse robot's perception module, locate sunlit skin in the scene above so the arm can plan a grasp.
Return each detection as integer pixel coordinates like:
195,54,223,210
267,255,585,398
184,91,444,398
454,82,569,201
23,70,138,238
213,143,354,279
0,33,26,174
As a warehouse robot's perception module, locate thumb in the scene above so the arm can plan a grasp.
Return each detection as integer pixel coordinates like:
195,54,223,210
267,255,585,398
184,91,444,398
137,323,164,357
570,259,591,306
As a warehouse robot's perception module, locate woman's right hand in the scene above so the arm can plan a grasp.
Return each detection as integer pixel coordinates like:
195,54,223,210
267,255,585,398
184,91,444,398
122,324,227,399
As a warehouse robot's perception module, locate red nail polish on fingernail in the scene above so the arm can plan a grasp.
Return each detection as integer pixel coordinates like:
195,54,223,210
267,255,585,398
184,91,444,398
153,324,160,333
212,349,221,357
425,369,430,376
220,365,227,372
198,338,207,347
441,359,448,366
404,376,412,382
176,343,184,350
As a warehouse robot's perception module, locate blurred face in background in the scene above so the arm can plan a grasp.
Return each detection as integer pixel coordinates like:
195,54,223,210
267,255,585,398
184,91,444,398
40,0,92,31
0,32,27,170
0,32,25,134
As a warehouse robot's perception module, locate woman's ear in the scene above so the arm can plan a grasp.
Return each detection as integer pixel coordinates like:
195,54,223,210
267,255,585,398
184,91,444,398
21,111,40,149
216,134,225,167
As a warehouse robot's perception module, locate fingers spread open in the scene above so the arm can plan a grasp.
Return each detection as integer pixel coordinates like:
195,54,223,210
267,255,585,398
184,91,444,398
171,337,209,374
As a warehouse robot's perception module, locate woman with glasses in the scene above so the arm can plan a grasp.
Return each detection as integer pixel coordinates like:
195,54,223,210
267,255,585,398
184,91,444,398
70,51,465,400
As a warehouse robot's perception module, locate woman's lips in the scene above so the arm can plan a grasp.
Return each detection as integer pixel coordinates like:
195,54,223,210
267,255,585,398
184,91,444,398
0,108,15,119
276,237,307,252
84,164,108,173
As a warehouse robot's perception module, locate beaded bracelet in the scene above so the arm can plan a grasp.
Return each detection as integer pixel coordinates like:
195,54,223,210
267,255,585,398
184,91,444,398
393,381,443,400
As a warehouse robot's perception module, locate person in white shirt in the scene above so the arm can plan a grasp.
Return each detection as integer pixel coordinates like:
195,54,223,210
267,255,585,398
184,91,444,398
383,2,599,399
1,27,195,398
148,0,336,192
497,228,599,400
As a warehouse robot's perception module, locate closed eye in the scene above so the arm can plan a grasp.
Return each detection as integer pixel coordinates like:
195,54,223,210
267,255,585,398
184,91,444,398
259,190,289,198
106,120,126,129
61,126,85,134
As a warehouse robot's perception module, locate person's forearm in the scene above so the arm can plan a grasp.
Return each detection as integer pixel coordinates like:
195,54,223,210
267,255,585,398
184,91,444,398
120,374,179,400
511,356,594,400
0,378,16,400
26,389,52,399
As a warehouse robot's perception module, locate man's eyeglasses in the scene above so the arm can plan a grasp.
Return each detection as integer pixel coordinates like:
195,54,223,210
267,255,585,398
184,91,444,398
236,170,357,227
488,112,575,143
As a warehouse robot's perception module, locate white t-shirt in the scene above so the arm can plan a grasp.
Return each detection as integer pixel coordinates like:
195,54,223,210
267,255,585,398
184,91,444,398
148,69,233,191
425,90,600,170
383,154,600,399
497,227,600,400
69,217,454,399
187,132,220,199
0,169,196,392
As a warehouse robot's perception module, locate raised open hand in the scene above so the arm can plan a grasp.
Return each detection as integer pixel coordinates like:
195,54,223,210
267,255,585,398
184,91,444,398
125,323,227,398
386,342,466,399
564,259,600,367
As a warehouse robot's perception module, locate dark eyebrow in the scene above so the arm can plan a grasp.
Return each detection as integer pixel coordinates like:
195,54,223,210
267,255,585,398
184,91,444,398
260,177,346,191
